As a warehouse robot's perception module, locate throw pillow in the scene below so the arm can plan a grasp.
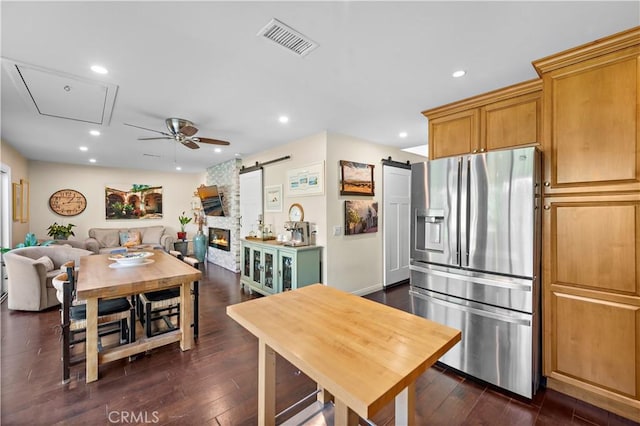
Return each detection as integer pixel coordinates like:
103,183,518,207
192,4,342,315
34,256,55,272
120,231,141,248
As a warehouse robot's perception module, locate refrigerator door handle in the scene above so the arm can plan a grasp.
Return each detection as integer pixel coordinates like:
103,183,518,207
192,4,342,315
410,289,531,326
409,263,532,292
459,156,470,267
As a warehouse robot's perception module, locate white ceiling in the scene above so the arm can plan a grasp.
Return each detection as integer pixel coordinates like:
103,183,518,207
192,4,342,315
2,1,638,173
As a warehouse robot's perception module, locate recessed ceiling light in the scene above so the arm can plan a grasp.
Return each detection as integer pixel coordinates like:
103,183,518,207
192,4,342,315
175,166,182,171
79,146,88,151
278,115,289,124
452,70,466,78
91,65,108,74
399,132,408,138
234,153,241,157
214,148,222,153
89,158,97,163
89,130,100,136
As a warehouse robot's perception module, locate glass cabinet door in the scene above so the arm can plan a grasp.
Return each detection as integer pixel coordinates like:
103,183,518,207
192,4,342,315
263,249,276,293
280,252,294,291
252,248,262,285
243,246,251,279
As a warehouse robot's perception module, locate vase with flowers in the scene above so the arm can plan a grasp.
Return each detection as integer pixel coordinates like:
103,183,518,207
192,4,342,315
177,212,192,240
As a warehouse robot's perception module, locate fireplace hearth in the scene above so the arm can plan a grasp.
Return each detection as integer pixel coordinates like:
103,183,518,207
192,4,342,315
209,227,231,252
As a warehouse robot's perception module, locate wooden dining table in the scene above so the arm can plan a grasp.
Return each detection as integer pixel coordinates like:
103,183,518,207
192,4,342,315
227,284,461,426
76,250,201,383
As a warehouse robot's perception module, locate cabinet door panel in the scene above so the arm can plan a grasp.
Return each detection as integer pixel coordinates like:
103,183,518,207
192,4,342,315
430,110,479,159
551,291,639,398
552,202,639,295
483,92,540,151
545,53,640,191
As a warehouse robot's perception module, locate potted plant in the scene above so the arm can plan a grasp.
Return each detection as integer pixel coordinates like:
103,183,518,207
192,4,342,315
177,212,192,240
46,222,76,240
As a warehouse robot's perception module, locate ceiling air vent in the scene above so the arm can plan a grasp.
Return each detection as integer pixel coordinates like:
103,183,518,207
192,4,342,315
257,18,318,57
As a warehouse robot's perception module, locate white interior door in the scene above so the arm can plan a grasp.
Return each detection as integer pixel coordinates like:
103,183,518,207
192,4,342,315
239,169,263,239
383,163,411,288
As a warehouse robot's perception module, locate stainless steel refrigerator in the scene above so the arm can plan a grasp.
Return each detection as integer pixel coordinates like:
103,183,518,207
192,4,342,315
409,146,542,398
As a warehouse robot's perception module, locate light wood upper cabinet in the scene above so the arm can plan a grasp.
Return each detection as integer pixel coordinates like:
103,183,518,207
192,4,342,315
533,27,640,194
423,79,541,160
428,109,479,158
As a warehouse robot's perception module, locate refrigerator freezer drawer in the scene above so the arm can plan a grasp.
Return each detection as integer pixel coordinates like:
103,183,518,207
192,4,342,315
410,288,540,399
410,262,534,313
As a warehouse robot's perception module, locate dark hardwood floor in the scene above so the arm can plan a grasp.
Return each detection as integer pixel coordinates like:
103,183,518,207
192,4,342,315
1,263,637,425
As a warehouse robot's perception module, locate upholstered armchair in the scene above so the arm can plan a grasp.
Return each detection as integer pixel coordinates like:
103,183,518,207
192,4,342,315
4,246,93,311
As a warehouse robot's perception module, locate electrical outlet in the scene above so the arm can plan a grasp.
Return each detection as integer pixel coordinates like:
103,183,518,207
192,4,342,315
333,225,342,236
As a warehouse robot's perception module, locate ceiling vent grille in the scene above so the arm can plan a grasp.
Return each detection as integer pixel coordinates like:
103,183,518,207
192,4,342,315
257,18,318,57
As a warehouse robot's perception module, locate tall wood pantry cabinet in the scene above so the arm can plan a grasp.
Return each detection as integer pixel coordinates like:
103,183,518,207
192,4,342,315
422,79,542,160
533,26,640,422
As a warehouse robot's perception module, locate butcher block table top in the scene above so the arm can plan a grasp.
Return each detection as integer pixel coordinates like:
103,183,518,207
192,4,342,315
227,284,461,424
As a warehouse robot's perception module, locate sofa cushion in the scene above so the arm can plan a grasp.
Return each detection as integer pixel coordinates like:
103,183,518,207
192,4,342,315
34,256,55,272
92,229,120,248
132,226,165,245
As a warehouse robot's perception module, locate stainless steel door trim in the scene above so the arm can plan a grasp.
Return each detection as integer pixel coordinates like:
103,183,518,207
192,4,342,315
409,263,532,292
460,155,470,268
463,147,538,277
409,289,532,326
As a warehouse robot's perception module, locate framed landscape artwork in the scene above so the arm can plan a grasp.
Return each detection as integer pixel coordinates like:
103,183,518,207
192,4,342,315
340,161,374,196
105,183,163,220
344,200,378,235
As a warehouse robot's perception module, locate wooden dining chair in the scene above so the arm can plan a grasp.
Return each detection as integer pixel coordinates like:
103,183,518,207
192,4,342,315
136,256,200,339
54,264,134,384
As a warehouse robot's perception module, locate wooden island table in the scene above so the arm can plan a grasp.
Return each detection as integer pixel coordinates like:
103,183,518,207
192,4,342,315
77,250,201,383
227,284,461,425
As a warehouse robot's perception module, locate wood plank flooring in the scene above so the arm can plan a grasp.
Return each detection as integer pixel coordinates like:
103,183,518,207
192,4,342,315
1,263,637,425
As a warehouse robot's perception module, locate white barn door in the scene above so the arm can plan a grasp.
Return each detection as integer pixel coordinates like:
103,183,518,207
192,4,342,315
239,169,263,239
383,162,411,288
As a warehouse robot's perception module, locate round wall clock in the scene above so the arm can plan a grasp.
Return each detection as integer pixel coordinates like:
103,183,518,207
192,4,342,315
49,189,87,216
288,203,304,221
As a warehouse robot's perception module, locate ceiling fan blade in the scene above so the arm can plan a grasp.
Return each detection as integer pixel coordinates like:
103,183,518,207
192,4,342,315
193,137,231,146
179,125,198,137
181,140,200,149
138,137,173,141
124,122,172,137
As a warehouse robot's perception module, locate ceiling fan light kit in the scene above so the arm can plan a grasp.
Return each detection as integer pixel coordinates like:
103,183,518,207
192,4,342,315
124,117,230,150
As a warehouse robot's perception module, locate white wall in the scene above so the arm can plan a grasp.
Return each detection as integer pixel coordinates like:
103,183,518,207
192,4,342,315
243,131,424,294
325,133,424,294
241,131,328,276
28,160,203,242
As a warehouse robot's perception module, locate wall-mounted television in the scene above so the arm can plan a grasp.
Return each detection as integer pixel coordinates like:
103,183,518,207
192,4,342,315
197,185,225,216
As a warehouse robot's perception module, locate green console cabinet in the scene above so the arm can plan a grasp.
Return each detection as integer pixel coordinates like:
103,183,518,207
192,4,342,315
240,239,321,296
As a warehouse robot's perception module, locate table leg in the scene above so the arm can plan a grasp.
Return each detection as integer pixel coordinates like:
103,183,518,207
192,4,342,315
85,297,98,383
317,384,333,404
334,399,359,425
395,381,416,426
180,281,193,351
258,339,275,426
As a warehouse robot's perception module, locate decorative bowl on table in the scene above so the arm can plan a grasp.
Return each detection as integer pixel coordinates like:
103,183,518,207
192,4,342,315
108,251,153,265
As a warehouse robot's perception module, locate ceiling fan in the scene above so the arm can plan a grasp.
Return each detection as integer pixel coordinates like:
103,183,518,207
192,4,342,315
124,118,230,149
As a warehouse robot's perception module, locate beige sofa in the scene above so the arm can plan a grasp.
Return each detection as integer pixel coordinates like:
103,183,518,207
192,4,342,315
4,246,93,311
85,226,174,254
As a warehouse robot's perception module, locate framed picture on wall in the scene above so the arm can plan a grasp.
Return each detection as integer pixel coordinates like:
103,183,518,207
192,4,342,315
286,161,324,196
344,200,378,235
12,181,22,222
340,161,374,196
264,184,283,212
